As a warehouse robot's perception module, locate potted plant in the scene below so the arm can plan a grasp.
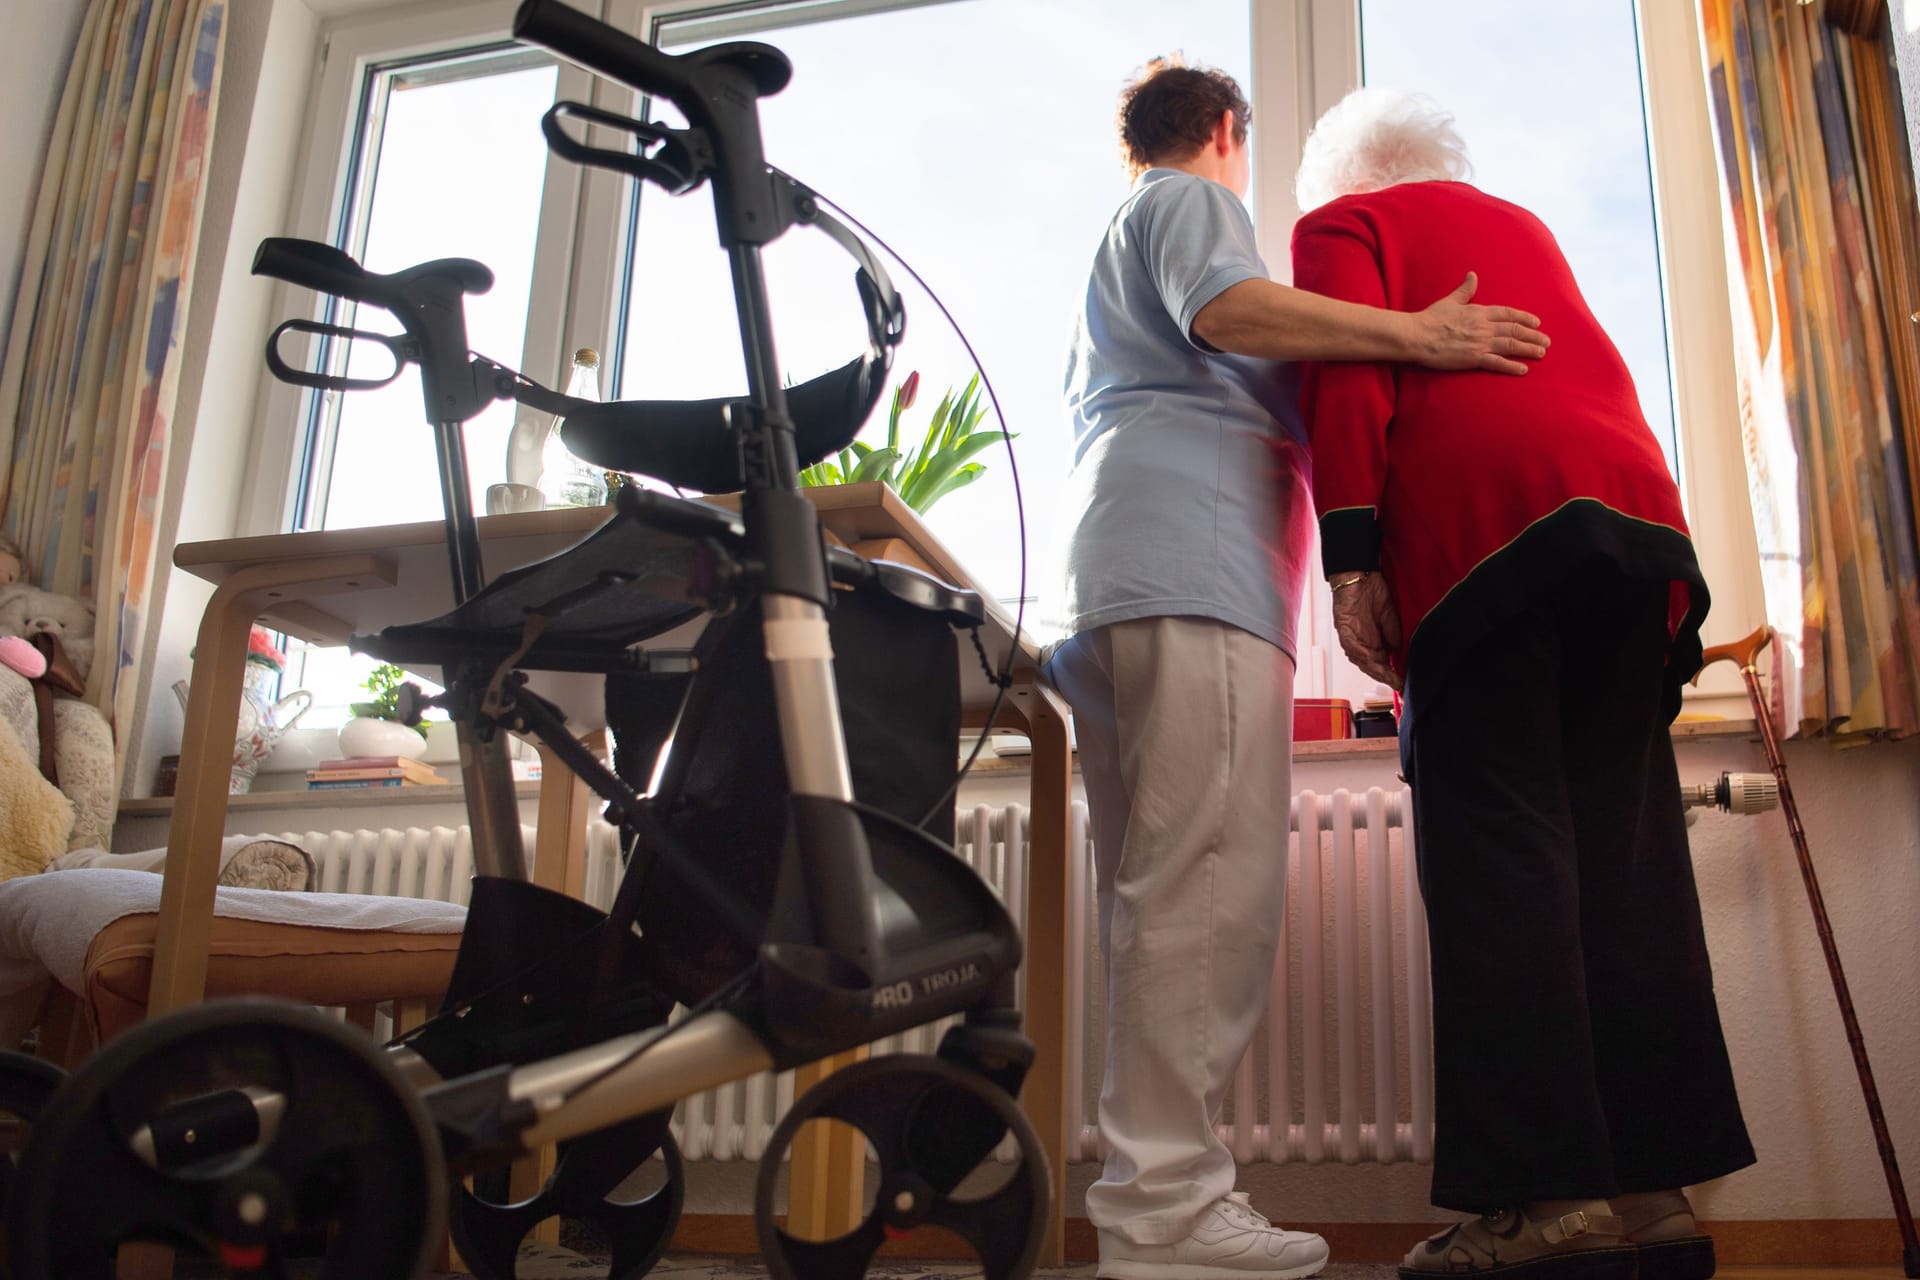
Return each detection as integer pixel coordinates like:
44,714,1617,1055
338,662,430,760
797,371,1011,514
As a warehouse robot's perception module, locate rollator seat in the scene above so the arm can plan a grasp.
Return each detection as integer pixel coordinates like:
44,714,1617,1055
353,491,730,671
354,487,984,673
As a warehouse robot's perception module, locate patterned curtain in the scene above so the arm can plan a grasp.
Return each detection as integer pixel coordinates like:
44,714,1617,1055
1698,0,1920,739
0,0,228,787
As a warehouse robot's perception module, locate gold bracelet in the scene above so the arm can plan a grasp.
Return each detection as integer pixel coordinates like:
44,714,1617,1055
1329,573,1369,592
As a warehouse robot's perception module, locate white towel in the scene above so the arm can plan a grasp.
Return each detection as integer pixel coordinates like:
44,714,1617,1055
0,867,466,1000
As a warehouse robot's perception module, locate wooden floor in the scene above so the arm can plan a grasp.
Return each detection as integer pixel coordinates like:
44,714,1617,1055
430,1253,1913,1280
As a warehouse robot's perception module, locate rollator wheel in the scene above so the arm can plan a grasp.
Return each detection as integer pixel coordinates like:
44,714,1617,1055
3,998,444,1280
451,1115,683,1280
754,1054,1050,1280
0,1052,64,1274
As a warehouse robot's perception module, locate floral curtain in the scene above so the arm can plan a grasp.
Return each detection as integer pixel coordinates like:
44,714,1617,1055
0,0,228,787
1698,0,1920,739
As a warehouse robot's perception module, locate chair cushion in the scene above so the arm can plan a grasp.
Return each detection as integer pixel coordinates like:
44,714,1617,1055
0,868,466,1049
83,911,461,1042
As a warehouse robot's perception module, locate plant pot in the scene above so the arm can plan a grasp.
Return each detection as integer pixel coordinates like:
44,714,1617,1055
337,715,428,761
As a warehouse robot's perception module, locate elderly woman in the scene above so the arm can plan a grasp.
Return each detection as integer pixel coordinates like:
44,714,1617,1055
1290,89,1754,1280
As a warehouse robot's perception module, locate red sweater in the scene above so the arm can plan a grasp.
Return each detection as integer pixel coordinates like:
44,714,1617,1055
1291,182,1705,700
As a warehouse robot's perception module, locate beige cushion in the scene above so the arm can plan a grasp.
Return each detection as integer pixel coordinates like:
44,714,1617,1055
81,911,460,1044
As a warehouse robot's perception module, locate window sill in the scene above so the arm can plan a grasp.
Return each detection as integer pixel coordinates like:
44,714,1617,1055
117,781,542,818
118,720,1760,817
973,718,1761,772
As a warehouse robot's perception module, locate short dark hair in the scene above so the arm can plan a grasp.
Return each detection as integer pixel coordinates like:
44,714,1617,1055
1117,58,1251,178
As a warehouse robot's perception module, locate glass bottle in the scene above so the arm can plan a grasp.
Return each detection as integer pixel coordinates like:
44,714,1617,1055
539,348,610,508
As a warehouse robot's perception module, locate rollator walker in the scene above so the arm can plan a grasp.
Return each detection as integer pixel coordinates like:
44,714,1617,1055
0,3,1051,1277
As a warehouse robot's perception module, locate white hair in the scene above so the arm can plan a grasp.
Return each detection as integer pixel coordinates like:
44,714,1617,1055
1294,87,1472,214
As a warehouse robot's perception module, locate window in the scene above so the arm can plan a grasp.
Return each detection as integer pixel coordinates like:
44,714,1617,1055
1294,0,1686,707
614,0,1251,603
1360,0,1679,474
1271,0,1759,713
255,0,1759,718
300,50,560,532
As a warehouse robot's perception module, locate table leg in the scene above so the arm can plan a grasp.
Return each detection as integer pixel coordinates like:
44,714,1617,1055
786,1047,872,1239
1005,675,1073,1267
147,555,395,1017
532,730,602,901
512,730,607,1244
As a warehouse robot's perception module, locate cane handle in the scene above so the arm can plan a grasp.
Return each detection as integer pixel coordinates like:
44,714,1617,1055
1697,624,1774,678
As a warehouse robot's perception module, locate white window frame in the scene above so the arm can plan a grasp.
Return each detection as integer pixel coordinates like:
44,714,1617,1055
235,0,602,539
248,0,1761,719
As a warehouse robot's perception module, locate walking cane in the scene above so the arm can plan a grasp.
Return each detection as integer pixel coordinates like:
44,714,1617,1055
1696,624,1920,1278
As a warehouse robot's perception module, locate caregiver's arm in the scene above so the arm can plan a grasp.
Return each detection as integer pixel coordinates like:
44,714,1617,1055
1191,270,1547,373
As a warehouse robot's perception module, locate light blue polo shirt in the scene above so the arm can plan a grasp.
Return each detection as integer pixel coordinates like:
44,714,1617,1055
1043,168,1310,658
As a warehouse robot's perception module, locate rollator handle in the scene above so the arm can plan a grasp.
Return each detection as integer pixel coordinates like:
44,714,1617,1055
512,0,793,247
513,0,704,104
253,238,498,426
253,237,494,313
541,100,707,194
1696,623,1773,678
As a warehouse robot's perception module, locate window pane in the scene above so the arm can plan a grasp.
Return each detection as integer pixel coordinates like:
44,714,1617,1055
307,56,558,531
619,0,1251,600
1360,1,1679,472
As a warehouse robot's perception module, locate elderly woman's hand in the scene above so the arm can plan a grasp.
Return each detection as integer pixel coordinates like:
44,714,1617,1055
1331,572,1403,691
1410,273,1549,375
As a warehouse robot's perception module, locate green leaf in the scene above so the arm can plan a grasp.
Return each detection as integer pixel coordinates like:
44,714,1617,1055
847,446,900,484
798,459,842,487
906,394,952,483
349,702,380,719
920,464,988,509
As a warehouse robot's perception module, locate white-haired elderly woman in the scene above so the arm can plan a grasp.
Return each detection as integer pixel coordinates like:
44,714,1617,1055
1289,89,1754,1280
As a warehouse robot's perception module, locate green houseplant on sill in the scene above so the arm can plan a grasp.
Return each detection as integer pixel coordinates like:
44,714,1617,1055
797,371,1010,514
338,662,430,760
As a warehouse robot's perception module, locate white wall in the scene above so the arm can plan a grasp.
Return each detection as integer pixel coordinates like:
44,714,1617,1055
0,0,88,359
964,735,1920,1225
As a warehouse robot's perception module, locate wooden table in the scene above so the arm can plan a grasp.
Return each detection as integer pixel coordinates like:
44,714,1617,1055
155,482,1074,1264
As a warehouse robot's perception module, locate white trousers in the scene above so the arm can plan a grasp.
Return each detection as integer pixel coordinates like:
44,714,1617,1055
1043,616,1295,1245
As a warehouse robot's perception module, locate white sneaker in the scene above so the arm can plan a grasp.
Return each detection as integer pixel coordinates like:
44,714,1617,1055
1097,1191,1331,1280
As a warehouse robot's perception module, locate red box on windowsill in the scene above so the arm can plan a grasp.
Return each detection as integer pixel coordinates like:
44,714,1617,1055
1294,698,1354,742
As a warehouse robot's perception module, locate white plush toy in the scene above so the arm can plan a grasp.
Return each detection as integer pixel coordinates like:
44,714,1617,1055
0,586,95,684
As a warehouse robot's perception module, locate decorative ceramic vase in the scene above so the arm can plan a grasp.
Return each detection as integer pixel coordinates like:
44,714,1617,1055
172,664,314,795
232,663,314,793
337,715,428,761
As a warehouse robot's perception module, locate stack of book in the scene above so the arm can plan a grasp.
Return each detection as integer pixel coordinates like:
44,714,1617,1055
306,755,448,791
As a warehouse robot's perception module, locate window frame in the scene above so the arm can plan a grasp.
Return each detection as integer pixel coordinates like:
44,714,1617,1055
249,0,1762,718
236,0,600,540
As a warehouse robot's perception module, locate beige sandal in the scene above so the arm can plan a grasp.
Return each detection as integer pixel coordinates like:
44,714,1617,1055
1399,1201,1636,1280
1614,1190,1715,1280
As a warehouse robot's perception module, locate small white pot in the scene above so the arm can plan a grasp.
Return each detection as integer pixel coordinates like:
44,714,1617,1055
337,716,429,760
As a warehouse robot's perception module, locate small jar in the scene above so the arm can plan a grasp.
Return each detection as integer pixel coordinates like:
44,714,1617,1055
1354,701,1398,739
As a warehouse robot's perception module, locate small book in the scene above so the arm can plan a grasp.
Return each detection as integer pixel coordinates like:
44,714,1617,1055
305,766,446,784
308,757,441,783
321,755,424,771
306,776,445,791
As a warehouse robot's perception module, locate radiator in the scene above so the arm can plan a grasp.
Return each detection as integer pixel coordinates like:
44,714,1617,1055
249,786,1432,1167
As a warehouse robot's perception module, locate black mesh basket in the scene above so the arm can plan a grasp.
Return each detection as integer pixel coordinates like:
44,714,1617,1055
607,580,963,1004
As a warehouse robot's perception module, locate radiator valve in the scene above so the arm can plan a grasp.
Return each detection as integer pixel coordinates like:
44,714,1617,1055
1681,771,1779,815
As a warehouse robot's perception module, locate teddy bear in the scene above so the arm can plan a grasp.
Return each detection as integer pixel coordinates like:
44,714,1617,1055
0,585,95,685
